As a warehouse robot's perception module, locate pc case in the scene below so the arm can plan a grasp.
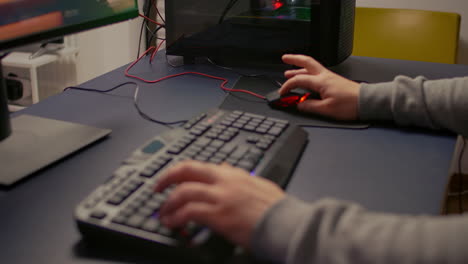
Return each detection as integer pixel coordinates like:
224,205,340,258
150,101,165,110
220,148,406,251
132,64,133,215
165,0,355,66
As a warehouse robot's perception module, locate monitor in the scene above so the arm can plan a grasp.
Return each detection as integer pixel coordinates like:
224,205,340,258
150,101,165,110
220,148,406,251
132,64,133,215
165,0,356,66
0,0,139,185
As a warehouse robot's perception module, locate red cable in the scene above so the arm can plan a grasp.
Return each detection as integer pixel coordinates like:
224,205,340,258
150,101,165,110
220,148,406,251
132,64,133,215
139,13,164,26
125,46,267,100
150,39,165,62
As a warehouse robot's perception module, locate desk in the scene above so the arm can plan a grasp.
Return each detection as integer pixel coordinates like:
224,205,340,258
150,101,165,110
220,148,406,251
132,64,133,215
1,55,467,264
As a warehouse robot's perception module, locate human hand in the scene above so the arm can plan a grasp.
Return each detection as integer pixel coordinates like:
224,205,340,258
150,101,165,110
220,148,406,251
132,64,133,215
280,54,361,121
154,161,285,249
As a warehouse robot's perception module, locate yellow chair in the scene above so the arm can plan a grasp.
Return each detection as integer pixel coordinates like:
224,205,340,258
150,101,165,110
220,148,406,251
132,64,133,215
352,7,461,64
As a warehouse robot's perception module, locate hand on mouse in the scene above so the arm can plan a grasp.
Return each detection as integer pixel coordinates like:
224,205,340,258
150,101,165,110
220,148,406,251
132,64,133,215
280,54,360,121
154,160,285,249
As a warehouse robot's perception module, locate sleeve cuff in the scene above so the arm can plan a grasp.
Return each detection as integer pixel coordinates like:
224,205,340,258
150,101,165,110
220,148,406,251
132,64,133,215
250,196,313,263
359,81,396,121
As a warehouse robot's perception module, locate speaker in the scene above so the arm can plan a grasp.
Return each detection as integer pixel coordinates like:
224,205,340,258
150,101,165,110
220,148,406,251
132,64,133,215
5,73,32,106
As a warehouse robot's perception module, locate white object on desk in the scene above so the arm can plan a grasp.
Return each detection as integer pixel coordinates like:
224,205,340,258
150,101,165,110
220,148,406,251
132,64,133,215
2,48,78,106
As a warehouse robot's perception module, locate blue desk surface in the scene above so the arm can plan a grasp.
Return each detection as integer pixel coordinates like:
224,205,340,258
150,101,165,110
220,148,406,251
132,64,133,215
1,55,467,264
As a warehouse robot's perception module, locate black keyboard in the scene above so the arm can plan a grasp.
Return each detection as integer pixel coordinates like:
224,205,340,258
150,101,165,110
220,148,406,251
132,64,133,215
75,108,308,262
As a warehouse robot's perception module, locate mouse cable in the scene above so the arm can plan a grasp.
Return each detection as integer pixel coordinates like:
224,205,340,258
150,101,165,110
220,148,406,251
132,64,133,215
63,82,188,129
125,45,267,100
205,57,283,87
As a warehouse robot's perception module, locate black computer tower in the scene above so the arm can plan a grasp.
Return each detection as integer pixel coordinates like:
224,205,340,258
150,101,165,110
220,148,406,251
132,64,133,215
316,0,356,66
165,0,355,66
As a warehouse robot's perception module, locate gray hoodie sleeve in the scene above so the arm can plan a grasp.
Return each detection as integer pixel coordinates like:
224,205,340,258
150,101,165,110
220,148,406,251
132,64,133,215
252,196,468,264
251,76,468,264
359,76,468,137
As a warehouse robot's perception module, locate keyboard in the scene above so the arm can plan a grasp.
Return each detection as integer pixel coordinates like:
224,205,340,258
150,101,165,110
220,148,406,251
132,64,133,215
75,108,308,262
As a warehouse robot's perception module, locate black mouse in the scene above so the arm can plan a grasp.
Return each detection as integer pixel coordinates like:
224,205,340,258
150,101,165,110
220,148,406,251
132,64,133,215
265,89,320,109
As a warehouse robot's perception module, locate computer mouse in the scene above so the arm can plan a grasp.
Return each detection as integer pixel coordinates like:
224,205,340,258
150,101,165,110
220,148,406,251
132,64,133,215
265,89,320,109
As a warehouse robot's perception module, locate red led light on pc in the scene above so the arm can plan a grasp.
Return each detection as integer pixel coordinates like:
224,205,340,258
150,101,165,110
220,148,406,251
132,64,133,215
272,0,284,10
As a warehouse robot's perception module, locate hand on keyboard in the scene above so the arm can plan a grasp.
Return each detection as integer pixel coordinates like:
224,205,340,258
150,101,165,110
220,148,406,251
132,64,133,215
155,160,286,249
75,108,308,259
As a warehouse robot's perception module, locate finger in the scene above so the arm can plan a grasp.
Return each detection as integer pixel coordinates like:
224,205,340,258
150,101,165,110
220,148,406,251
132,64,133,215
161,202,215,229
284,68,308,78
155,160,219,192
279,74,321,95
282,54,325,75
160,182,218,216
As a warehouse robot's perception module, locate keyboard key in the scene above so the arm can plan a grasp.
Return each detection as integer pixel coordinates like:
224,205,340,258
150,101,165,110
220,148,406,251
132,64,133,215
225,157,238,166
140,168,156,178
220,143,236,155
209,139,225,149
231,110,243,117
199,150,214,159
142,218,160,232
125,215,146,228
266,117,289,124
119,207,135,217
232,122,244,129
209,157,223,164
229,145,249,160
247,135,261,143
247,121,261,127
194,137,211,147
244,124,256,131
107,194,126,206
244,113,265,120
213,152,228,160
267,126,284,136
189,128,204,136
167,145,184,155
195,156,208,162
137,207,155,217
236,160,256,171
218,133,234,142
90,210,107,220
142,140,165,154
256,142,270,150
204,145,217,152
158,226,173,237
112,215,128,225
205,131,219,139
145,200,162,211
239,116,251,122
221,119,233,126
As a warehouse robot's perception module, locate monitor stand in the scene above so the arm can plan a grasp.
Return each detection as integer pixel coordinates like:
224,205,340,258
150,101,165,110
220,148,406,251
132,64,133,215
0,60,111,186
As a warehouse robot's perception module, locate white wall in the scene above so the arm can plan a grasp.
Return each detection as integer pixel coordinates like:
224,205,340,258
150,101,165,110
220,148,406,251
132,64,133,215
74,0,145,84
356,0,468,64
74,19,143,83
